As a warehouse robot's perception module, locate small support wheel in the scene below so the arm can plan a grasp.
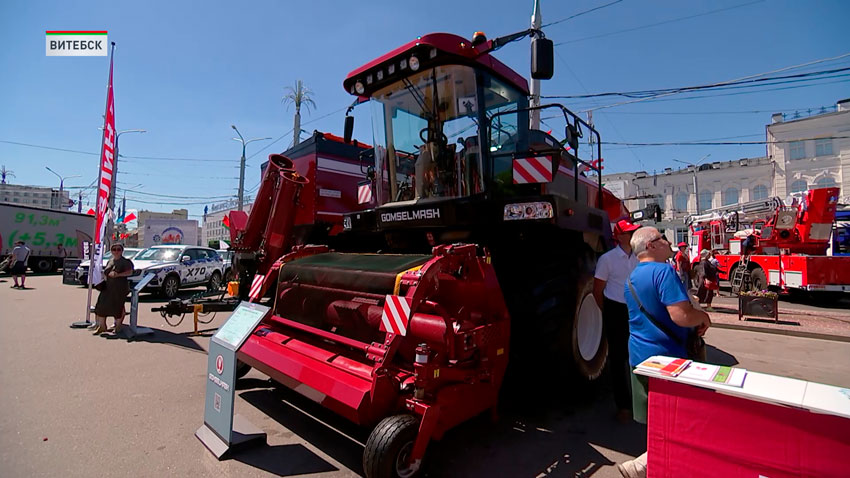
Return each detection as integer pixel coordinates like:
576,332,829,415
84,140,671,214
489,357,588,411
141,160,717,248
363,414,421,478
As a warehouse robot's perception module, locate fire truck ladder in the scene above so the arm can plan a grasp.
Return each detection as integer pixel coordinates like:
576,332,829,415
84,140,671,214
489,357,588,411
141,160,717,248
730,255,751,295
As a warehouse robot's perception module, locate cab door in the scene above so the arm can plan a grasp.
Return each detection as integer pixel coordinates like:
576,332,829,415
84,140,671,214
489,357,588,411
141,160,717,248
180,249,207,285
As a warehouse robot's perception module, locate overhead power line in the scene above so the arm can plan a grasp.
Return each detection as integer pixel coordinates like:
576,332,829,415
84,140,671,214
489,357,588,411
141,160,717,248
542,0,624,28
577,52,850,111
556,0,765,45
602,135,850,147
542,67,850,100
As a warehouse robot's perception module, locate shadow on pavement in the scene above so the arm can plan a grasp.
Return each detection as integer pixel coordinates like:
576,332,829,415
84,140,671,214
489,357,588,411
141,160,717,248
240,386,367,476
232,443,338,477
743,317,801,326
238,374,649,478
705,344,739,366
102,327,206,353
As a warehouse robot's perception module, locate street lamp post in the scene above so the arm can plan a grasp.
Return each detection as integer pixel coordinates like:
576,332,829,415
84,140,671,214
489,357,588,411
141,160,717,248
44,167,81,209
231,125,271,212
103,128,145,240
674,154,711,213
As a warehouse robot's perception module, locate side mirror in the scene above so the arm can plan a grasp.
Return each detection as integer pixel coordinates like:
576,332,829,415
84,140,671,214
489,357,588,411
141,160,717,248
181,255,191,263
531,37,554,80
344,115,354,143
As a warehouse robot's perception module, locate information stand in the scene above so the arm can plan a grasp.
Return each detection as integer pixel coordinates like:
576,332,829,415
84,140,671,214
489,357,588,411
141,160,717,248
121,273,155,339
196,302,269,459
635,356,850,477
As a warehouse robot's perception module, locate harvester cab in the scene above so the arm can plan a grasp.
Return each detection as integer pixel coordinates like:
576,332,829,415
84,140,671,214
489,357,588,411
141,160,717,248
237,30,626,478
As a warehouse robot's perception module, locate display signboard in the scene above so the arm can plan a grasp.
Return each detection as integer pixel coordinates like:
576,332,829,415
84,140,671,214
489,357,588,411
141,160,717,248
197,302,269,458
62,258,81,285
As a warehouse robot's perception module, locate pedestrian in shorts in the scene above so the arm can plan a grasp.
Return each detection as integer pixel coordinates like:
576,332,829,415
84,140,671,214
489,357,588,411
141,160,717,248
10,241,31,289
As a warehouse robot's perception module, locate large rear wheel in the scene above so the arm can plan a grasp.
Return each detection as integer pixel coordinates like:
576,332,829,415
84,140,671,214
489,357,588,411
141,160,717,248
749,268,767,292
363,414,421,478
566,279,607,380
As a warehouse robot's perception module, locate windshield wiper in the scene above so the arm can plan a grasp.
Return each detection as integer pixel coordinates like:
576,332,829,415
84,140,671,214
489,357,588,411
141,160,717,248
402,77,430,119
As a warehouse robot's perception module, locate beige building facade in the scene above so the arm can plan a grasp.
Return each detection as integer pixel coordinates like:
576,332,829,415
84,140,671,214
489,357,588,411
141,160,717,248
603,99,850,242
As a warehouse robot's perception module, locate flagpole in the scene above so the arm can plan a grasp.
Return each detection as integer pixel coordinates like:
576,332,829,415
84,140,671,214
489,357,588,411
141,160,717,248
72,41,116,329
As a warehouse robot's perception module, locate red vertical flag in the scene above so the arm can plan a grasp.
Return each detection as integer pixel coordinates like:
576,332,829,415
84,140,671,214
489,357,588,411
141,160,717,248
89,50,116,286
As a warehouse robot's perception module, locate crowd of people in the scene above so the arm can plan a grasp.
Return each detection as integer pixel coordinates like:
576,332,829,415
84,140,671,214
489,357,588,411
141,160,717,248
595,220,713,478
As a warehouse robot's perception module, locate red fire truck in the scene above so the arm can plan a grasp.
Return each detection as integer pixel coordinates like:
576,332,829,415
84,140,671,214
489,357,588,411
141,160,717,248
687,187,850,294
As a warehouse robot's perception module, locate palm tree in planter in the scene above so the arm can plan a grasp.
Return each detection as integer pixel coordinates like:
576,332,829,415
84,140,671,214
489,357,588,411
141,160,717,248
282,80,317,147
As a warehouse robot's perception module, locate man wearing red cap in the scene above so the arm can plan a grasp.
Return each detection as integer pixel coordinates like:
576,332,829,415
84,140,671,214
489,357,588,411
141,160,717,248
674,241,691,289
594,219,640,423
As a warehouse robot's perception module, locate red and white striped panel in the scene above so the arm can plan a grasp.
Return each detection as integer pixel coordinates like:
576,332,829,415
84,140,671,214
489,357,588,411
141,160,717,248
513,157,553,184
248,274,265,302
380,295,412,336
357,183,372,204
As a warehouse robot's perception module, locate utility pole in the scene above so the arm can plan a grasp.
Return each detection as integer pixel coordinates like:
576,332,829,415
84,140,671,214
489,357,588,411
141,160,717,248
529,0,542,130
674,153,711,213
231,125,271,212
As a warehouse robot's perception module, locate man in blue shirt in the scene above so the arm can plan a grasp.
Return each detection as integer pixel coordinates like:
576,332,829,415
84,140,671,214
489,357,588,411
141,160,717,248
617,227,710,478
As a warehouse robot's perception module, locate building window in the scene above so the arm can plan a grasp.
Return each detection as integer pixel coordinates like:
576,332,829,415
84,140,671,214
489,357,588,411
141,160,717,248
674,192,689,213
815,138,833,156
790,180,808,193
698,190,713,212
815,176,836,188
675,227,688,245
752,184,768,200
789,141,806,160
723,187,739,206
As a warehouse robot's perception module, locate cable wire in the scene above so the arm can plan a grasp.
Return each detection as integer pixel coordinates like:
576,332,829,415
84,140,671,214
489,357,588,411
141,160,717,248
556,0,765,45
542,0,624,28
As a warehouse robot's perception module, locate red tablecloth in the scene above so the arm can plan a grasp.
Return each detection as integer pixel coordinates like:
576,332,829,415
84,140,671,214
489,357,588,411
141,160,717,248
647,378,850,477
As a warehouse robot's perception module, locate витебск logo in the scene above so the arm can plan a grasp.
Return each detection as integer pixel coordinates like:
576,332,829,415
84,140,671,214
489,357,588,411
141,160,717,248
46,31,108,56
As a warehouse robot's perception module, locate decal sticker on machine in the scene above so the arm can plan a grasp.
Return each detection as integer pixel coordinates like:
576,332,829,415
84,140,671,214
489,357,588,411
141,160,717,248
357,181,372,204
513,156,553,184
248,274,265,301
380,208,440,222
381,295,412,336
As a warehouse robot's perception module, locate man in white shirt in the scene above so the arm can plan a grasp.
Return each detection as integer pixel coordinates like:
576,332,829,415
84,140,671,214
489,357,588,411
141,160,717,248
10,241,31,289
593,219,640,422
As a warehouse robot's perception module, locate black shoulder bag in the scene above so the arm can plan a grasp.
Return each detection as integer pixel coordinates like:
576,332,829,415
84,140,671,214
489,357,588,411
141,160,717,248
627,278,706,361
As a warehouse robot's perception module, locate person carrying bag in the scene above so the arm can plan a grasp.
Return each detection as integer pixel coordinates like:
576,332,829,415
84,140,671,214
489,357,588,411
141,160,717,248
616,227,711,478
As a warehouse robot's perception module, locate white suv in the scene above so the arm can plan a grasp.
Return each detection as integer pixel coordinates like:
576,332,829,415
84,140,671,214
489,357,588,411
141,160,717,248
132,245,224,299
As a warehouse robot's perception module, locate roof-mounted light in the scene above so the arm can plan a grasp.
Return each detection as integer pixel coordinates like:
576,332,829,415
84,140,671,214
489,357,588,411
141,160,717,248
354,81,365,95
409,55,420,71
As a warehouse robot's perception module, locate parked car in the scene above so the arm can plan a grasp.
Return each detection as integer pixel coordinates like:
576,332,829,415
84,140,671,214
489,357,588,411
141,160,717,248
218,250,234,282
75,247,143,285
131,245,224,299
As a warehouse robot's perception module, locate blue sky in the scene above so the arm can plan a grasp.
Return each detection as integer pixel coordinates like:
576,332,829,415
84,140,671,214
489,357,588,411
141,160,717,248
1,0,848,220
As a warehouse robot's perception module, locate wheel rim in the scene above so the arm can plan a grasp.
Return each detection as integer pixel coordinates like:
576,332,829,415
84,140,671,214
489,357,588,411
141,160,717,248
210,274,221,289
165,279,178,297
576,293,603,361
395,441,416,478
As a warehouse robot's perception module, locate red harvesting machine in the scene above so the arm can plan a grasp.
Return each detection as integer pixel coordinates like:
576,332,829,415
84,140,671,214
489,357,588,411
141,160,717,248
229,30,626,477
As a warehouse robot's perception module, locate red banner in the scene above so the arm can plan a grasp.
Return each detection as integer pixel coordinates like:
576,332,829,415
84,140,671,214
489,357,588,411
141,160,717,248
95,59,115,244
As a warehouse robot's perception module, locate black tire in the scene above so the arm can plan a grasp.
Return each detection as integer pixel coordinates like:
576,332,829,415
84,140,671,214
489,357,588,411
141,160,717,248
32,258,54,273
363,414,421,478
224,267,234,282
161,275,180,299
235,361,251,379
749,268,767,292
208,271,223,291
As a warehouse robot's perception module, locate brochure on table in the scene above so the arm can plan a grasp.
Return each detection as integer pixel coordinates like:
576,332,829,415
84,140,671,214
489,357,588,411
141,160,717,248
635,355,850,420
